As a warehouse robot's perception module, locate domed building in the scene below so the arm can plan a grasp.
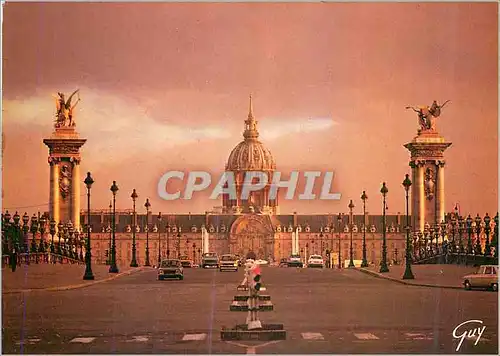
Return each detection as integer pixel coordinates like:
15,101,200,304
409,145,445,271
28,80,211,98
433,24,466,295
223,96,278,215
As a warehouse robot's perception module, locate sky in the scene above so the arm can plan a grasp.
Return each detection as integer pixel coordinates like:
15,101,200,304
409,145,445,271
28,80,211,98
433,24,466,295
2,2,498,218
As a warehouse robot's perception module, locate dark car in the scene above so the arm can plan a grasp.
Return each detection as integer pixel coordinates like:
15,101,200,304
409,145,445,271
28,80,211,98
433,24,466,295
279,258,288,267
179,255,193,268
158,259,184,280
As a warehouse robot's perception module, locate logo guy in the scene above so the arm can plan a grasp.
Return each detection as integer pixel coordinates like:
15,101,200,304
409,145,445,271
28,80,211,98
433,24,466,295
452,319,486,352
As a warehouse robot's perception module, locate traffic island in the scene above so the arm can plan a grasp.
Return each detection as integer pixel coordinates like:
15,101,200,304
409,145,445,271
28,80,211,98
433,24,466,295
222,259,287,341
221,324,286,341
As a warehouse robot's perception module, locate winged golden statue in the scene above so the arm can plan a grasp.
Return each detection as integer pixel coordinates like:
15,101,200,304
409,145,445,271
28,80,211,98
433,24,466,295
53,89,81,128
406,100,450,132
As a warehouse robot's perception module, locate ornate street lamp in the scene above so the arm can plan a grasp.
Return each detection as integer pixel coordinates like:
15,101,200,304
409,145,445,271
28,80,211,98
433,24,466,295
348,200,355,268
360,191,368,268
109,181,119,273
13,211,21,252
458,215,465,255
67,220,75,259
474,214,482,255
49,218,56,258
130,189,139,267
402,174,414,279
83,172,95,280
144,198,151,266
337,213,342,269
177,230,182,259
484,213,491,257
22,213,29,254
466,215,473,255
57,221,64,256
379,182,389,273
30,214,38,262
192,243,196,263
157,212,162,265
38,214,47,253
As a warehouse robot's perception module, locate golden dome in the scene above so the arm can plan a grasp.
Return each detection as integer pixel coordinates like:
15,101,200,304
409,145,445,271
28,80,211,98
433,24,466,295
225,96,276,172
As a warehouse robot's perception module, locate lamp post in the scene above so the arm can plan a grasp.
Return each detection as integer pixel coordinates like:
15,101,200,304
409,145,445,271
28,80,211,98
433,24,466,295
83,172,95,280
348,200,355,268
337,213,342,269
144,198,151,266
30,214,38,263
22,213,29,264
466,215,473,255
380,182,389,273
474,214,482,255
38,215,47,255
49,218,56,255
57,221,64,256
402,174,414,279
360,191,368,267
22,213,29,254
130,189,139,267
484,213,491,257
192,243,196,263
109,180,119,273
177,230,182,259
157,212,162,265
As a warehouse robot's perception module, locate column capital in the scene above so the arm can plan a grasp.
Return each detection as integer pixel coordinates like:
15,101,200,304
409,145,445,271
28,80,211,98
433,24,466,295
410,160,426,168
70,157,81,165
48,156,61,165
435,160,446,167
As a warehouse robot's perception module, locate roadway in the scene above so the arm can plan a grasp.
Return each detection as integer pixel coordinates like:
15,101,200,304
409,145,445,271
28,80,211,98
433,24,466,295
2,266,498,354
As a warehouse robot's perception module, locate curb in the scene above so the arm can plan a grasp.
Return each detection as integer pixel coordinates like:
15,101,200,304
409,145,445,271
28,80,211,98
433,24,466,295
3,267,147,294
357,268,463,290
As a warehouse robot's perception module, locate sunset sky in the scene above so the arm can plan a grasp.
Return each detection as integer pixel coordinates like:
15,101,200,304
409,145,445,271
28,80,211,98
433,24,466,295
2,2,498,218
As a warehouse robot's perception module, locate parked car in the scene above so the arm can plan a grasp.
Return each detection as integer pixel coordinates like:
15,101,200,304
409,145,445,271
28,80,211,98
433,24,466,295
279,258,288,267
307,254,324,268
219,254,239,272
179,255,194,268
202,252,219,268
158,259,184,281
287,254,303,268
463,265,498,291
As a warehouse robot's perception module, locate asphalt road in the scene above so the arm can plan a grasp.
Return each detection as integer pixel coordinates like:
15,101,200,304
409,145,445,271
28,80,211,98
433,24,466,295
2,266,498,354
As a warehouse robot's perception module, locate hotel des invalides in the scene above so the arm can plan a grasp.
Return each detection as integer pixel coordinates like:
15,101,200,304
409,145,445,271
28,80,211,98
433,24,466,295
42,94,457,267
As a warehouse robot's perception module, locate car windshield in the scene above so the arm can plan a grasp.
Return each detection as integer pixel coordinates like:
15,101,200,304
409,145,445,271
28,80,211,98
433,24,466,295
160,260,181,268
221,255,235,261
310,255,322,259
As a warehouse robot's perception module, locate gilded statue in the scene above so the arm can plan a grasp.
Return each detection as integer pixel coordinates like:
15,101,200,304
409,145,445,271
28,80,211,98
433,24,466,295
406,100,450,132
53,89,81,128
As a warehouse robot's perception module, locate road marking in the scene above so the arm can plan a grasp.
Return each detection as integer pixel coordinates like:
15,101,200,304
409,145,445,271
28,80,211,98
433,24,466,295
301,332,324,340
354,333,379,340
15,338,41,345
70,337,95,344
126,336,149,342
182,333,207,341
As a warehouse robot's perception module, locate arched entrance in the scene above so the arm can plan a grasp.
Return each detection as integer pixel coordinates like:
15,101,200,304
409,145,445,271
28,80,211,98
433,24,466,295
229,215,274,260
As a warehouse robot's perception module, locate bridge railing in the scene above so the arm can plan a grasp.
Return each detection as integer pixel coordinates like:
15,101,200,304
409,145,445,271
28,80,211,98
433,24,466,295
2,252,84,269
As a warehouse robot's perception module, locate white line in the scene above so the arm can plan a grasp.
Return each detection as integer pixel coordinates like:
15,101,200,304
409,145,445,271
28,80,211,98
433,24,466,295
301,332,324,340
126,336,149,342
70,337,96,344
182,333,207,341
354,333,379,340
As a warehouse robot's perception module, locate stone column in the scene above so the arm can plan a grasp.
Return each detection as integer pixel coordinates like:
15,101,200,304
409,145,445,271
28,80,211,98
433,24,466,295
72,159,81,230
418,162,425,232
437,162,445,224
52,159,60,229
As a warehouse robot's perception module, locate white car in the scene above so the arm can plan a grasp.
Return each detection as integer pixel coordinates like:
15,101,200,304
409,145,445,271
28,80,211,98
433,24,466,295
307,254,324,268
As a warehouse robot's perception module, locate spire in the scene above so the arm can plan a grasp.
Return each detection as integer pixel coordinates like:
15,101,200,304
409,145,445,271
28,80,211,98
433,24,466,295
243,94,259,140
248,94,254,120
